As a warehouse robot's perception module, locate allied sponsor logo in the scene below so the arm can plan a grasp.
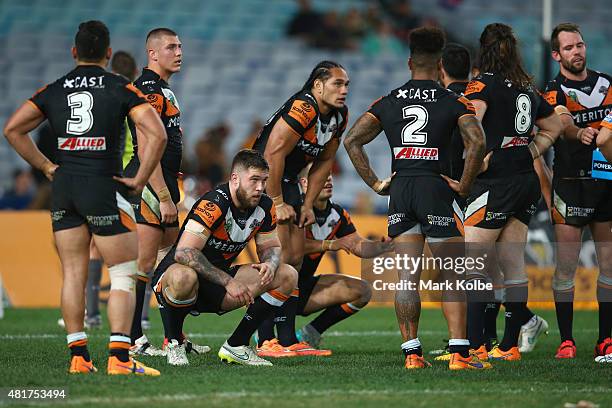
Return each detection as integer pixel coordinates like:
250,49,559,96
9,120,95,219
57,137,106,151
501,136,529,148
393,147,438,160
86,214,119,226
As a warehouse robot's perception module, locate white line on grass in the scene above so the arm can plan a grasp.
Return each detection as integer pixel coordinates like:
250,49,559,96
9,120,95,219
14,387,612,406
0,328,600,340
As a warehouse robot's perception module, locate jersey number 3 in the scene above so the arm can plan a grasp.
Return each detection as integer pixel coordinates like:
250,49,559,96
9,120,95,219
401,105,428,145
66,91,94,135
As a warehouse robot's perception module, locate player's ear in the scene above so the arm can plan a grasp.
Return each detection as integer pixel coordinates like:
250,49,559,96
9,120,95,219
408,57,413,71
106,47,112,61
551,50,561,63
71,46,78,61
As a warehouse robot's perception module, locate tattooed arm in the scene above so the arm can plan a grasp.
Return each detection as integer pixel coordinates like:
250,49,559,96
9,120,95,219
456,115,486,196
254,230,282,286
343,112,389,194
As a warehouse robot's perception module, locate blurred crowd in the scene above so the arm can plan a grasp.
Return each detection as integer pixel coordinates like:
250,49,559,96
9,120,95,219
286,0,460,57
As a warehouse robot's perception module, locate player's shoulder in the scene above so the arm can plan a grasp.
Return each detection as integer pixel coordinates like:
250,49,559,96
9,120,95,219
284,90,319,126
465,72,495,95
191,184,231,226
133,69,163,93
329,200,349,217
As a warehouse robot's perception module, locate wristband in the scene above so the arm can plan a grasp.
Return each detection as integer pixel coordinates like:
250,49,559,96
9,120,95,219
271,194,284,206
321,240,333,252
157,187,171,202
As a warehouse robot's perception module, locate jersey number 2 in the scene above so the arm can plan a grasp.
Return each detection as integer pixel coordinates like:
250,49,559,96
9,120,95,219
66,91,94,135
401,105,428,145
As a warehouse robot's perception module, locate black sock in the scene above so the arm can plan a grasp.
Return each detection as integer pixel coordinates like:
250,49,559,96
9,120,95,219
156,291,191,344
227,296,277,347
466,277,492,349
257,317,276,346
524,305,535,322
86,259,102,318
401,339,423,357
109,333,131,362
597,283,612,343
553,288,574,342
309,303,359,335
448,339,470,358
499,286,529,351
130,278,148,344
484,302,501,343
68,341,91,362
276,296,299,347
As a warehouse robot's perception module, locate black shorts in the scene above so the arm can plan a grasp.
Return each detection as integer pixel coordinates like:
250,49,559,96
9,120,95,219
465,173,540,229
551,178,612,226
123,158,180,229
152,262,241,314
388,175,464,238
297,274,321,316
281,178,303,222
50,169,136,235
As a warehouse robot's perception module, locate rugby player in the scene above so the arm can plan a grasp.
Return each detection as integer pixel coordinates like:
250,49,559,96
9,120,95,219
123,28,202,357
439,44,549,356
462,23,562,361
256,169,392,357
84,50,139,331
345,27,490,370
252,61,349,353
3,21,166,375
542,23,612,361
151,150,298,366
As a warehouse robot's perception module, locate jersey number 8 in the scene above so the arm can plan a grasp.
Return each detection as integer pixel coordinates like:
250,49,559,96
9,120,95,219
401,105,428,145
66,91,94,135
515,94,531,134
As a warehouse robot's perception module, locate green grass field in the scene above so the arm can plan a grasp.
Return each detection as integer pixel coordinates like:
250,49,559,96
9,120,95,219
0,307,609,407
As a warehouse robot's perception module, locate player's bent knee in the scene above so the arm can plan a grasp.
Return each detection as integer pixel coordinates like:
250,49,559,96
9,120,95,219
108,260,137,293
167,266,198,295
277,263,298,291
359,279,372,304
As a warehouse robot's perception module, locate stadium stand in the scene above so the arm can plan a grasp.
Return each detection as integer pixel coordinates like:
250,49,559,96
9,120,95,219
0,0,611,211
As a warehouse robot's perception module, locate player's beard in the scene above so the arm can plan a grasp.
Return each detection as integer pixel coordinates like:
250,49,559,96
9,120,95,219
236,183,258,209
561,55,587,75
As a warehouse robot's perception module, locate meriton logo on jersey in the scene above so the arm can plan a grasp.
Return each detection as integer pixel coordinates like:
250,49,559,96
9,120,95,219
393,147,438,160
57,137,106,151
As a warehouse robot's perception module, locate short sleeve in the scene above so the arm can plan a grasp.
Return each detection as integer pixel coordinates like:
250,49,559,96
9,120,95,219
259,200,277,234
542,81,566,107
123,83,149,113
28,85,50,114
281,97,317,136
335,207,357,238
535,92,555,120
454,95,477,120
367,96,386,121
191,199,224,231
464,77,491,103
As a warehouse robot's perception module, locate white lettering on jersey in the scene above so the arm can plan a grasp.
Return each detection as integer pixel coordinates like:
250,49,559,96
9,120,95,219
63,76,105,89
